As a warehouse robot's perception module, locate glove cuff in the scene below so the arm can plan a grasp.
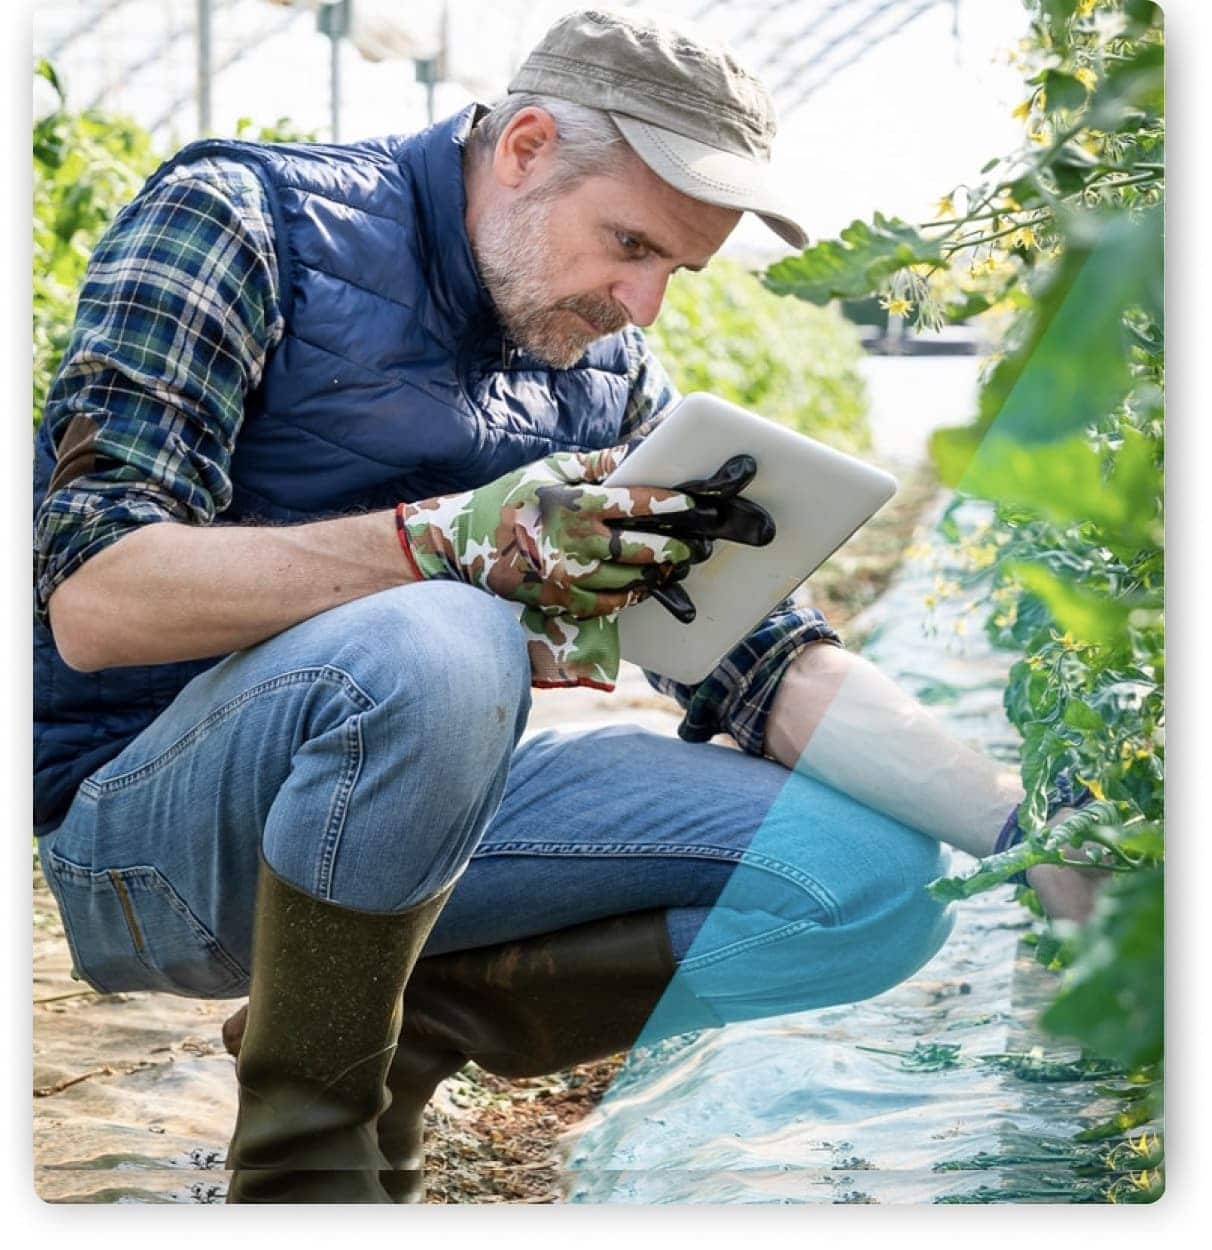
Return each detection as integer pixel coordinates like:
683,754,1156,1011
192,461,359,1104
395,503,429,582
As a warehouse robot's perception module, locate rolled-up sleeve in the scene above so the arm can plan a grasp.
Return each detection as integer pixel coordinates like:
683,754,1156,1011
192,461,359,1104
621,330,845,756
643,597,843,756
33,160,282,627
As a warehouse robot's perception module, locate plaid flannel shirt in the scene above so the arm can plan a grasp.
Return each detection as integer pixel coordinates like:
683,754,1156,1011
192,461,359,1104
34,154,841,760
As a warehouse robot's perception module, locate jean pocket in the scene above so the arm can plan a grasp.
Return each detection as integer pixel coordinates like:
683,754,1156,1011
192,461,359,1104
44,852,248,999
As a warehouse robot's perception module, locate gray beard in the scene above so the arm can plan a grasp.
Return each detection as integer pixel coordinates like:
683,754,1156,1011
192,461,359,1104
471,192,630,369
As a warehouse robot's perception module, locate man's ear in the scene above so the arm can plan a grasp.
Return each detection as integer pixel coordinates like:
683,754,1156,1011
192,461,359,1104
493,107,559,191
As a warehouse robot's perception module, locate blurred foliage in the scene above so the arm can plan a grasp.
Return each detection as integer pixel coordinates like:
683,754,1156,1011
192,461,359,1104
234,115,320,143
647,257,870,451
766,0,1164,1198
33,59,160,429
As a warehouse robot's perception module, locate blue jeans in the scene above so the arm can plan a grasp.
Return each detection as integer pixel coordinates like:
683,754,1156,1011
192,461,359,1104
39,581,953,1029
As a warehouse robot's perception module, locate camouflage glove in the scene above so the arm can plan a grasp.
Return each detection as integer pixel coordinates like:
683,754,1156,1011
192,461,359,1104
395,445,704,689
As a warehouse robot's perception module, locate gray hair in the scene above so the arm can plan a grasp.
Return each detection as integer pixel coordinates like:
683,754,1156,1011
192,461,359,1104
467,92,634,195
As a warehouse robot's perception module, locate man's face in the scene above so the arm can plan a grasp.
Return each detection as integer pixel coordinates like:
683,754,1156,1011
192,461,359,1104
471,149,741,369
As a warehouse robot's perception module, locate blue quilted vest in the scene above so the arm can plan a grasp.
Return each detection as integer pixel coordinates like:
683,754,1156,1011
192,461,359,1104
33,104,637,833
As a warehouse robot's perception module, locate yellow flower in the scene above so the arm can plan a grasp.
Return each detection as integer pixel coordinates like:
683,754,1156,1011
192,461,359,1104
1011,99,1032,121
965,543,998,569
1057,629,1078,649
1077,775,1106,801
923,593,937,609
1028,126,1050,147
1014,226,1038,250
879,294,913,317
952,619,968,636
1026,655,1045,670
1078,0,1097,16
1075,66,1097,91
933,194,956,219
1000,194,1022,212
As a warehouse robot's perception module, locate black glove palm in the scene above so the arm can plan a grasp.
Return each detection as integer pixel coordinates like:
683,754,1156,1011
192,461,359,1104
605,454,775,624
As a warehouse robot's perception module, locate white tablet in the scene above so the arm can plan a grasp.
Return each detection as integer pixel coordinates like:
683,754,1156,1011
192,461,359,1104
605,392,897,684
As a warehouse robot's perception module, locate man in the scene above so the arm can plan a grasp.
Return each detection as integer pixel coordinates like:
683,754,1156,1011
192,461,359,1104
33,9,1096,1204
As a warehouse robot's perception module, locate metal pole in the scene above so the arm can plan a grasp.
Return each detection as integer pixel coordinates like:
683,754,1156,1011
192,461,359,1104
330,29,341,140
317,2,351,141
197,0,212,135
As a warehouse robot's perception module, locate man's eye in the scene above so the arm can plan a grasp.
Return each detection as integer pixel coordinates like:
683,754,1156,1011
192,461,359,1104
616,232,649,257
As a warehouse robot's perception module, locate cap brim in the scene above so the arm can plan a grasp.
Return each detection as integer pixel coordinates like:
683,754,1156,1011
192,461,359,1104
610,114,808,251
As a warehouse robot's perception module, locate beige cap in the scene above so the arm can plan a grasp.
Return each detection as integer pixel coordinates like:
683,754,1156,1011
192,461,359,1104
507,8,807,249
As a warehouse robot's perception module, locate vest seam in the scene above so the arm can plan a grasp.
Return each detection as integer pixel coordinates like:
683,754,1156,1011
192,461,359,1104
274,180,413,228
281,328,455,412
293,258,456,359
251,405,417,472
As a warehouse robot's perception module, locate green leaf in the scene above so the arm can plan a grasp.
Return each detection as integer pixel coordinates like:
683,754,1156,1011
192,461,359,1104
942,290,993,323
1086,42,1164,130
1048,144,1099,197
1063,700,1105,732
1041,0,1078,26
943,426,1161,555
1021,725,1074,828
1005,173,1045,208
1123,0,1164,35
34,58,64,106
960,208,1163,449
929,425,982,486
1043,867,1163,1069
762,213,945,305
1008,563,1135,648
1041,69,1088,114
1040,0,1079,49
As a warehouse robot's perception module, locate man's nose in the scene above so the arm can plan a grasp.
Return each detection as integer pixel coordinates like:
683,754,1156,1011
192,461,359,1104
612,269,670,328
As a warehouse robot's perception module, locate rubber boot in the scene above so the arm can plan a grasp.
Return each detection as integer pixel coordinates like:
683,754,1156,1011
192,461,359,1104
374,909,716,1202
224,853,454,1203
222,908,717,1203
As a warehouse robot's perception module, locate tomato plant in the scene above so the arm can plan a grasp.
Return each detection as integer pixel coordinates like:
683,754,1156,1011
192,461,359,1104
764,0,1164,1196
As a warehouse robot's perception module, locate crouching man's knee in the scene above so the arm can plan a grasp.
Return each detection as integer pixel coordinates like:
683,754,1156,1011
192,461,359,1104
301,580,532,780
666,793,956,1024
258,581,534,910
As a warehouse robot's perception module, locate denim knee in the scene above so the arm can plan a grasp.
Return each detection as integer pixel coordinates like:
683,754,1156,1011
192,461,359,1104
670,782,956,1022
259,581,534,908
278,582,532,772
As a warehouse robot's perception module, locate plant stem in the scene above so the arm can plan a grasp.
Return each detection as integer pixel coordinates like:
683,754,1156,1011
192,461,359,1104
943,222,1031,255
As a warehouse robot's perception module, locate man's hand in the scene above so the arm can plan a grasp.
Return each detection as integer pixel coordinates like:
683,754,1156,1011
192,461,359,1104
606,452,776,623
396,446,708,619
1025,805,1113,925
